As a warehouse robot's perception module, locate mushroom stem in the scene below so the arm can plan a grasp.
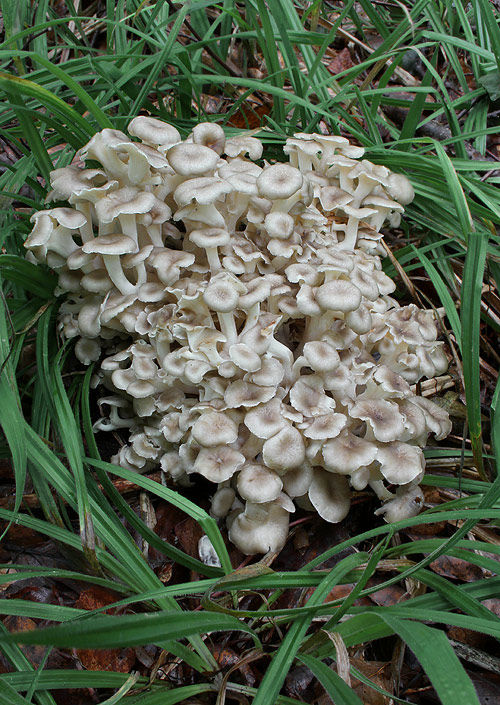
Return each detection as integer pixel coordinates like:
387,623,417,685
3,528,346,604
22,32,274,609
75,202,95,242
118,214,139,245
102,254,137,295
218,311,238,346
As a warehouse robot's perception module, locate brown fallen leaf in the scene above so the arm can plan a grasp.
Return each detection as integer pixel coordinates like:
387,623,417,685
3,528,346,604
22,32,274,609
429,554,483,582
328,47,354,75
75,585,122,613
0,616,46,671
350,658,393,705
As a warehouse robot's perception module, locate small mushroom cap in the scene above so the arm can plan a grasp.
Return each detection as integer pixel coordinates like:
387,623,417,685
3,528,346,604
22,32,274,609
225,136,263,160
315,280,362,312
303,340,340,373
189,227,230,249
308,468,351,523
411,396,452,440
228,502,290,555
264,212,295,239
282,462,313,498
237,464,283,503
95,188,157,222
203,278,241,312
374,484,424,523
262,425,306,471
210,487,236,518
193,446,245,483
75,338,101,365
244,399,288,439
191,411,239,447
376,442,425,484
322,431,378,474
82,233,137,255
349,399,406,443
167,143,220,176
192,122,226,154
228,343,262,372
128,116,181,146
257,163,303,200
386,172,415,205
224,380,276,409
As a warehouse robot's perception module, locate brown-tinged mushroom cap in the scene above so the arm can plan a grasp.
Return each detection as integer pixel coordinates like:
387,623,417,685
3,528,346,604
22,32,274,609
376,442,424,484
167,143,220,176
350,399,406,443
374,484,424,523
191,411,239,447
237,464,283,503
322,431,378,474
386,172,415,205
257,164,303,200
225,136,264,160
128,116,181,147
301,412,346,440
411,396,452,440
264,212,295,239
262,425,305,471
210,487,236,518
228,502,290,555
303,340,340,373
244,398,287,439
224,380,276,409
315,279,362,312
192,122,226,155
308,468,351,523
193,446,245,483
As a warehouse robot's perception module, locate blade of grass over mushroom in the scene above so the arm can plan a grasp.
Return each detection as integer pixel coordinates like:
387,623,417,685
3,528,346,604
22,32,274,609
35,308,96,558
87,458,232,575
461,230,489,480
411,246,461,349
80,368,222,576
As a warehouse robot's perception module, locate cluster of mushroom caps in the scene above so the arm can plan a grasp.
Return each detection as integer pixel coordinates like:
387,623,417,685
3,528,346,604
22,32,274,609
24,118,451,555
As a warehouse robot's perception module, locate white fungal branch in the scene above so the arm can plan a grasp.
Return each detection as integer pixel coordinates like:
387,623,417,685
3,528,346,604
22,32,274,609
25,119,451,555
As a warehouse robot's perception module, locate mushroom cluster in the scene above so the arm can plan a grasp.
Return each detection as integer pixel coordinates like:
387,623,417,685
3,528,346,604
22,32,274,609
25,120,451,555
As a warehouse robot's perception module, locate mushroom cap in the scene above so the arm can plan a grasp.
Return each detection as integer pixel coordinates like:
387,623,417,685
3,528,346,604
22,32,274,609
228,502,290,555
128,116,181,146
349,399,406,443
82,233,137,255
174,177,233,206
191,411,239,447
167,143,220,176
225,136,263,160
189,227,230,249
95,188,157,222
308,468,351,523
203,278,241,312
376,442,425,484
237,464,283,503
374,484,424,523
386,172,415,205
224,380,276,409
210,487,236,518
264,212,295,239
315,280,362,312
257,163,303,200
193,446,245,483
303,340,340,373
244,399,287,439
262,425,305,471
192,122,226,155
322,431,378,474
228,343,261,372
